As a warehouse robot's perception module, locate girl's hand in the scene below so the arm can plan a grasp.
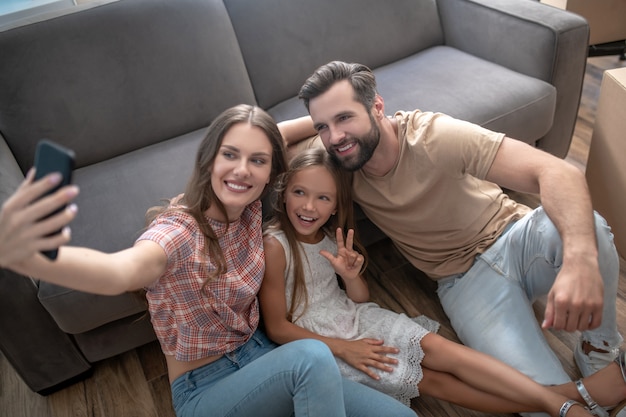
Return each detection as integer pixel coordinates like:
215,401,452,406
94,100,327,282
334,338,399,380
0,168,79,268
320,228,364,281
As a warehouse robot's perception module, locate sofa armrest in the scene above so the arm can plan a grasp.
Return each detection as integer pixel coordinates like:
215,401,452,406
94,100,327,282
0,134,24,204
0,135,92,394
437,0,589,157
0,269,92,394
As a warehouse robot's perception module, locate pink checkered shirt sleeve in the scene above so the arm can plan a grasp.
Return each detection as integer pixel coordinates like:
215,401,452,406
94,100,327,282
136,201,263,361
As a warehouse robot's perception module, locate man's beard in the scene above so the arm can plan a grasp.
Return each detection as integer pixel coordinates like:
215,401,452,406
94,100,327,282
329,115,380,172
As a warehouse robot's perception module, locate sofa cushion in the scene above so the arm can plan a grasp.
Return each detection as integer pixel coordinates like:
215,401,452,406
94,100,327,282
0,0,255,171
376,46,556,142
38,128,206,334
73,313,156,362
269,46,556,144
37,285,147,335
224,0,443,110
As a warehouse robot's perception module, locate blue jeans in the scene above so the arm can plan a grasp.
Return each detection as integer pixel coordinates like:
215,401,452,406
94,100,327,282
437,207,622,417
171,329,415,417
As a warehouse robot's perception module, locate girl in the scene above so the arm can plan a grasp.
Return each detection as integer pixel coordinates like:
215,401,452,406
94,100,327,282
0,105,416,417
260,147,626,417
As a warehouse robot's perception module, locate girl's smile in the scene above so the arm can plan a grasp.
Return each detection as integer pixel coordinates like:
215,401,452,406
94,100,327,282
285,166,337,244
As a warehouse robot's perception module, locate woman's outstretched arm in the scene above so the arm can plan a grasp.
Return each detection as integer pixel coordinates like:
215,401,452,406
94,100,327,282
8,240,167,296
1,169,168,295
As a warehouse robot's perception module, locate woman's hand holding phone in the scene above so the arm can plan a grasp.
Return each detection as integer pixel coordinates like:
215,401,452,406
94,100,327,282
0,140,78,267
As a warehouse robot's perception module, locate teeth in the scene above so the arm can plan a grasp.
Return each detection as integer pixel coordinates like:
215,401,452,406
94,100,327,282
227,182,248,190
338,143,353,152
298,214,316,222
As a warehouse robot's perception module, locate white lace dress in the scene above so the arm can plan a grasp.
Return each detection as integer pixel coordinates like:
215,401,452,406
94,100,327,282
268,230,440,405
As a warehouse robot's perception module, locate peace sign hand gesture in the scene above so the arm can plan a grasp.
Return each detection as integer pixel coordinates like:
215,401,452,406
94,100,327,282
320,228,370,306
320,228,364,281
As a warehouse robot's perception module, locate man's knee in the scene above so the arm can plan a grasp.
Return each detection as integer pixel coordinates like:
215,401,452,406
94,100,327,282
593,211,619,277
593,212,617,252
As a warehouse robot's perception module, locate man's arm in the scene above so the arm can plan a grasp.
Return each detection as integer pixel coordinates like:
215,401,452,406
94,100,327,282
278,116,317,147
486,137,603,332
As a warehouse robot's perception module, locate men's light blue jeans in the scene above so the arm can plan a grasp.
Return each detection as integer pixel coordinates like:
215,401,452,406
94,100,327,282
437,207,622,417
171,329,416,417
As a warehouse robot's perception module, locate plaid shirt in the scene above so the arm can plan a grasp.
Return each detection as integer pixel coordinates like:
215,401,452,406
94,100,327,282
137,201,263,361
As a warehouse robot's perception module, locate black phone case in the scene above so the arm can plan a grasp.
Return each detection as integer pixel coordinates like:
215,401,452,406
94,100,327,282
33,139,75,260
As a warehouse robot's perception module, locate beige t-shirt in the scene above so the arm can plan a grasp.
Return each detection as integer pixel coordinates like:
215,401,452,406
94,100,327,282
353,110,531,279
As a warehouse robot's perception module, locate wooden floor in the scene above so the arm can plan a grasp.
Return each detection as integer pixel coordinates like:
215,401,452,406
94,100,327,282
1,55,625,417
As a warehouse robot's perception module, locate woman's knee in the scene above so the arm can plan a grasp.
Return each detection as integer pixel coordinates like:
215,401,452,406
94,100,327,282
290,338,333,359
280,339,337,372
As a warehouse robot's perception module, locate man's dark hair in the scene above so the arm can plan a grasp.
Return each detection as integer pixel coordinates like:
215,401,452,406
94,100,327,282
298,61,378,112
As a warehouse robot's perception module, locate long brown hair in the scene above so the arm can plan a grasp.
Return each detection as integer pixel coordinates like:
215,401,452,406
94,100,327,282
265,147,367,321
146,104,287,286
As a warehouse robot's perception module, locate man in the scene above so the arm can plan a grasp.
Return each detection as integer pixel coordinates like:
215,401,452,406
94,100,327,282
282,61,623,417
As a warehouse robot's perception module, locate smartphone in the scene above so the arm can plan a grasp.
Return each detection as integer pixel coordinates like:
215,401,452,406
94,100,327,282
33,139,75,260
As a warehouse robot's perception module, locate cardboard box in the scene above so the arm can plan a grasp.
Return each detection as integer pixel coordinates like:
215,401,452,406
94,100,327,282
585,68,626,258
541,0,626,45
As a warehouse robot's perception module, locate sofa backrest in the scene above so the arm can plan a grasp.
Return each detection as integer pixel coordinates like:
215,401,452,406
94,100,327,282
224,0,444,110
0,0,256,171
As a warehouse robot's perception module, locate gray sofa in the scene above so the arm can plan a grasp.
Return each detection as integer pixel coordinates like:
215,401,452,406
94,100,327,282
0,0,588,394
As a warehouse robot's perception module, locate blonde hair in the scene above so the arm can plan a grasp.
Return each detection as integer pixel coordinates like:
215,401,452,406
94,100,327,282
265,147,367,321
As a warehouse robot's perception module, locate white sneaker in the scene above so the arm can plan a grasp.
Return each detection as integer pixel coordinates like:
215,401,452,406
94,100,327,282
574,341,619,377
